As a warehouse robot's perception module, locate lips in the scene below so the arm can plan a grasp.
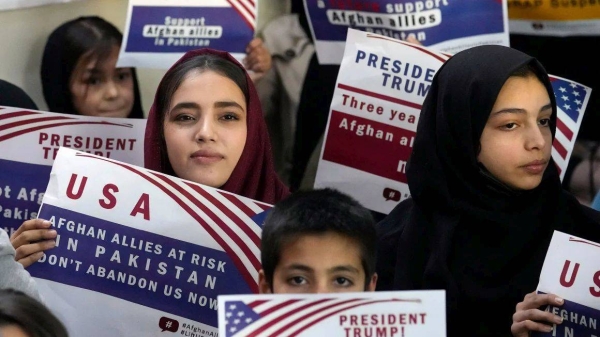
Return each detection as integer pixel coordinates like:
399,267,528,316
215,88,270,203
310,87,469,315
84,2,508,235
190,150,223,164
521,159,547,174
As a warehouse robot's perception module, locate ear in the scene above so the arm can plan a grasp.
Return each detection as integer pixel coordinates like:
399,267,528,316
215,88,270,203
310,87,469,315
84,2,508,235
366,273,378,292
258,269,272,294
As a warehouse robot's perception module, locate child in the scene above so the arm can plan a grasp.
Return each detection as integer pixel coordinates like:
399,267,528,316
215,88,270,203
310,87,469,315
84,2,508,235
375,44,600,337
258,188,377,293
41,16,144,118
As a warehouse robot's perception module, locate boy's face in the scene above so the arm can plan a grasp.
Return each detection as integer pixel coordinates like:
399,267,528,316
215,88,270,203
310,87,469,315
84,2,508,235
259,232,377,294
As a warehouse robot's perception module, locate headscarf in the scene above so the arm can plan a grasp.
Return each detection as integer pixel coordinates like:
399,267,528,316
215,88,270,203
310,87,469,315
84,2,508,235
0,80,38,110
40,16,144,118
144,48,290,204
376,45,600,336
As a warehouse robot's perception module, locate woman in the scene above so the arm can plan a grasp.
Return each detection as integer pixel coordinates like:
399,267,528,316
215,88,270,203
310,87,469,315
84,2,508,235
375,45,600,336
11,49,285,268
40,16,144,118
145,48,290,204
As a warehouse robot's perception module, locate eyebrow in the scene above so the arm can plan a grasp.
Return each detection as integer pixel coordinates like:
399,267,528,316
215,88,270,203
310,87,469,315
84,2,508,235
214,101,244,111
327,265,360,274
170,102,200,113
491,103,552,116
169,101,245,113
282,264,360,274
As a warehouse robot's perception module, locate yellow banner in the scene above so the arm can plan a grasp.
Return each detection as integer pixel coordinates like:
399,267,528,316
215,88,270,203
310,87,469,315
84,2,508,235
508,0,600,20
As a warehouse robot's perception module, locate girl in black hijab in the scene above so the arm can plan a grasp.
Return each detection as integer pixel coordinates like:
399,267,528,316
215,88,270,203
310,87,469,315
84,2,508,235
40,16,144,118
376,45,600,336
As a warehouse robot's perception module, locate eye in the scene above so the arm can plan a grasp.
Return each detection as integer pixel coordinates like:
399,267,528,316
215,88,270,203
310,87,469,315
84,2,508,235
86,76,101,86
539,118,551,127
116,72,131,82
221,113,240,121
288,276,307,286
173,114,194,122
502,122,517,130
333,277,353,287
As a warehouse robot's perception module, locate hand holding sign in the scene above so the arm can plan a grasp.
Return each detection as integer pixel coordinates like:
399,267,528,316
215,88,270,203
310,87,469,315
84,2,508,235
10,219,56,268
511,292,565,336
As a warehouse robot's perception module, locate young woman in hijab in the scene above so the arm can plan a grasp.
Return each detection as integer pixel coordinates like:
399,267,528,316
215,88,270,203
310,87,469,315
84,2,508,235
11,47,281,268
144,48,290,204
40,16,144,118
375,45,600,337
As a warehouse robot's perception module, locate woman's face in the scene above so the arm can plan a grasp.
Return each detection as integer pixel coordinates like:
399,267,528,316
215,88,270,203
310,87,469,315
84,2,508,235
163,70,247,188
478,74,553,190
69,45,135,118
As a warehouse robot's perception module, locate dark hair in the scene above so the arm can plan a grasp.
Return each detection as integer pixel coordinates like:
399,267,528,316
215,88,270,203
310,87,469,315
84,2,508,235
155,54,249,175
41,16,144,118
0,289,68,337
260,188,377,289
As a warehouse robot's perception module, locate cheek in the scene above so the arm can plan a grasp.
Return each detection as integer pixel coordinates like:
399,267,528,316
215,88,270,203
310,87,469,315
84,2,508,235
163,125,183,158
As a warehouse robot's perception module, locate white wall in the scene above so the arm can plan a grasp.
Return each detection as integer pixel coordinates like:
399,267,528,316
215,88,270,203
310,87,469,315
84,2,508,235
0,0,289,116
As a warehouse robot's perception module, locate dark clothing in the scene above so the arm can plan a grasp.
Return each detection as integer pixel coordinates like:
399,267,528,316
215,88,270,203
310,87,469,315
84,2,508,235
289,0,340,191
376,45,600,337
0,80,38,110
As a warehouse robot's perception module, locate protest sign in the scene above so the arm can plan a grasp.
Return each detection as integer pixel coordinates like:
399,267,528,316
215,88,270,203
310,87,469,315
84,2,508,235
0,106,145,237
218,290,446,336
509,1,600,36
313,28,590,214
304,0,509,64
117,0,257,69
533,231,600,337
29,147,270,336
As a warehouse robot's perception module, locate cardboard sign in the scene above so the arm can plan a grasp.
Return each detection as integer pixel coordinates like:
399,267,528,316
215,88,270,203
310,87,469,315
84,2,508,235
0,106,146,237
117,0,257,69
533,231,600,337
509,1,600,36
218,290,446,336
304,0,509,64
30,147,271,336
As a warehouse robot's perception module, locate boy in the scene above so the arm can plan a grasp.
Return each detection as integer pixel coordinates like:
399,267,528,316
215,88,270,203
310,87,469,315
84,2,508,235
258,188,377,293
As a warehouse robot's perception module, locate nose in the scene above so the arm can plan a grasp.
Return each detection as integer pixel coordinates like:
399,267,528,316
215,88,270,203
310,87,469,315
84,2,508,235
104,80,119,100
524,124,548,151
195,116,217,142
313,282,330,294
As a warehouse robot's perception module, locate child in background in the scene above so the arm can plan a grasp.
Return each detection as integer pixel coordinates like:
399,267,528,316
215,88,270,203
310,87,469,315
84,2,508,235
258,188,377,294
40,16,144,119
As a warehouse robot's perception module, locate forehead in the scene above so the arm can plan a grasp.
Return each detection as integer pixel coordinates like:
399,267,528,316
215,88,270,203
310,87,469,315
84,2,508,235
278,232,364,271
491,74,551,113
74,45,122,74
171,70,245,102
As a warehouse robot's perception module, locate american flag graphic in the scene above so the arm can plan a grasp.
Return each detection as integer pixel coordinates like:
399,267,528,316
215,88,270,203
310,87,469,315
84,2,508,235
226,0,256,30
74,152,271,293
549,76,591,180
0,107,133,143
221,297,422,337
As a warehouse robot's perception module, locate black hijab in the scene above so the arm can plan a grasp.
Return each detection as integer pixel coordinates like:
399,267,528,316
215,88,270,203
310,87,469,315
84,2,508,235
40,16,144,118
0,80,38,110
376,45,600,336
